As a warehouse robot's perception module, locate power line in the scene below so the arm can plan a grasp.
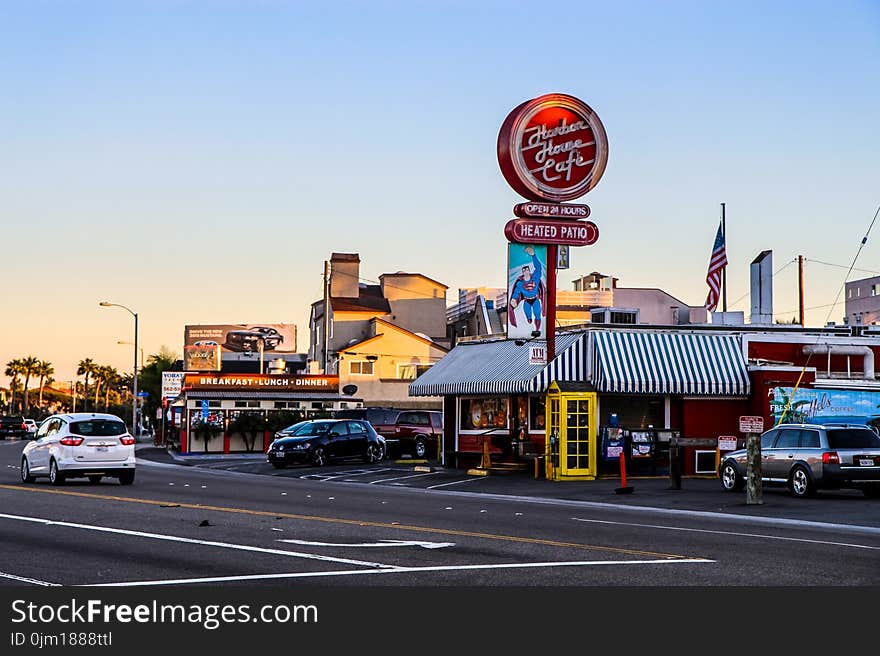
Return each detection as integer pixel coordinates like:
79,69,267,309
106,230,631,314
803,258,880,276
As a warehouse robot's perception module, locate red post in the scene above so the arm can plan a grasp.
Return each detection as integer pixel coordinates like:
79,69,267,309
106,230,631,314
223,427,230,454
263,429,270,453
546,244,557,362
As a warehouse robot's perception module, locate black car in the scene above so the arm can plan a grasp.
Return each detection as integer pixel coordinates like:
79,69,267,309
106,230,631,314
224,328,284,353
0,416,28,439
266,419,385,468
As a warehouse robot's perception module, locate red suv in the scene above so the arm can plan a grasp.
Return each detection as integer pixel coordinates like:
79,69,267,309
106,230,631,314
391,410,443,459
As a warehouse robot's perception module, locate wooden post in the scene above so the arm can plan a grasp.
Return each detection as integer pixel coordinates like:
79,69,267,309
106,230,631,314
546,244,557,362
798,255,805,326
746,432,763,505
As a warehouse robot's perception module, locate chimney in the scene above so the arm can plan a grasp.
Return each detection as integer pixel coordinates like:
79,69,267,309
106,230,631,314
330,253,360,299
750,250,773,324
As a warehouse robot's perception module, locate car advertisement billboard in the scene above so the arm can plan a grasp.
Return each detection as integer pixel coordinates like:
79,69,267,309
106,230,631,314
184,324,297,371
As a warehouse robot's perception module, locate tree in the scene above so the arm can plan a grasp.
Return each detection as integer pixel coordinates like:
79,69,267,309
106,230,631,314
4,359,25,413
77,358,98,412
228,412,268,452
35,360,54,410
20,355,39,413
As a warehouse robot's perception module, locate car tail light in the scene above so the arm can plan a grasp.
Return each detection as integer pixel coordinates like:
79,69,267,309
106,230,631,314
120,435,135,445
822,452,840,465
20,423,27,430
60,437,84,446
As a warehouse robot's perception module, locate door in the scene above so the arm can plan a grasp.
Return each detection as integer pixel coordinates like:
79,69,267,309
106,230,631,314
765,428,799,481
31,418,62,472
328,422,350,458
560,397,596,477
346,421,369,457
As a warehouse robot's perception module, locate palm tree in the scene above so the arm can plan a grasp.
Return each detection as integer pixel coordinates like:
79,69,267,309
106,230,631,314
4,359,25,413
35,361,54,409
101,366,118,410
20,355,40,413
77,358,98,412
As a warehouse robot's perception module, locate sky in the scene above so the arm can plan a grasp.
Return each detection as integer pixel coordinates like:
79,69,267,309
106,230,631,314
1,0,879,386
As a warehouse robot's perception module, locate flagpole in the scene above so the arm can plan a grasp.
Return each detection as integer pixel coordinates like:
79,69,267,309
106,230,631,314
721,202,727,312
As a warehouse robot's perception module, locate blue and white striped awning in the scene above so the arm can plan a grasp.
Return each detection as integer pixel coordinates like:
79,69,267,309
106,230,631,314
408,333,583,397
593,330,749,396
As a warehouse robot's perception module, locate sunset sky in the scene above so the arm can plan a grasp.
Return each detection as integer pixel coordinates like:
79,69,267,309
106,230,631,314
2,0,878,385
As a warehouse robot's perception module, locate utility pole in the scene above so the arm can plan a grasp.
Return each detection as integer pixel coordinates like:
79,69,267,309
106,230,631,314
798,255,805,326
322,260,331,373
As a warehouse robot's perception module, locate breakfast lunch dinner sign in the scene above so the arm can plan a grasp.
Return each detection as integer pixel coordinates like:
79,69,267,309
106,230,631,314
498,93,608,349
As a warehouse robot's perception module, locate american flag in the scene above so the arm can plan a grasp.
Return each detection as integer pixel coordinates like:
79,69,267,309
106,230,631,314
704,220,728,311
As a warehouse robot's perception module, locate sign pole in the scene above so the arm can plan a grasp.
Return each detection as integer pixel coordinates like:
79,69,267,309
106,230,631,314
746,431,763,505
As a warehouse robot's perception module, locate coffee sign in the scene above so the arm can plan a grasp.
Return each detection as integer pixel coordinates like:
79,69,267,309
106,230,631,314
497,93,608,202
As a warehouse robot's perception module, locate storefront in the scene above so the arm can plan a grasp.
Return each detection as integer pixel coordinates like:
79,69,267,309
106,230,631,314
410,327,752,480
174,373,362,454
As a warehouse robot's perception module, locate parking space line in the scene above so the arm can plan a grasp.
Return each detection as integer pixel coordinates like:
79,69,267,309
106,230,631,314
427,477,488,489
0,512,396,569
320,468,393,481
368,472,443,484
87,557,714,587
0,571,59,586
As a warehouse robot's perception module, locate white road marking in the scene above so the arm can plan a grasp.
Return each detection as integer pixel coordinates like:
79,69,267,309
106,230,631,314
427,478,488,489
277,539,455,549
0,512,395,569
368,472,442,484
320,468,393,481
87,558,714,587
571,517,880,550
0,571,59,586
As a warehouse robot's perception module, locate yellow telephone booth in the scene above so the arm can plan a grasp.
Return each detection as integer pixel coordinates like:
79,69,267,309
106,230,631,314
545,382,598,481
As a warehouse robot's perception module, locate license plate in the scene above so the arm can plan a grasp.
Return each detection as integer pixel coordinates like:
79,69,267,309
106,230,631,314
859,458,874,466
95,446,108,452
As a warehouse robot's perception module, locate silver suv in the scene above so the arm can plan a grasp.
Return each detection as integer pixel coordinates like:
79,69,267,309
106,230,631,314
719,423,880,498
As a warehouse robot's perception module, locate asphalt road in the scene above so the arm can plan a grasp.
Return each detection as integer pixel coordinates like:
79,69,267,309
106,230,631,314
1,440,878,587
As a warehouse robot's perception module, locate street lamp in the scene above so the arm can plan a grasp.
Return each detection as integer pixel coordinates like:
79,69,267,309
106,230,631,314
117,341,144,370
100,301,138,435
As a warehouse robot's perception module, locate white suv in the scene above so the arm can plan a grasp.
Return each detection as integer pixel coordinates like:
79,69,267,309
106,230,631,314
20,413,136,485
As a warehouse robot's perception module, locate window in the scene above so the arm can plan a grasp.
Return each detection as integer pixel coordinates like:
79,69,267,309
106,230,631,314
610,311,637,324
234,401,260,408
775,430,800,449
800,430,820,448
761,429,778,449
827,429,880,449
459,398,509,430
349,421,368,433
69,419,127,436
350,361,374,375
529,396,546,431
398,364,432,380
329,423,348,436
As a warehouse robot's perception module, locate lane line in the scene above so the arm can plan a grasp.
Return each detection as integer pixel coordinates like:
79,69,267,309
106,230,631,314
0,512,396,569
0,571,59,586
85,558,714,587
571,517,880,550
0,484,691,560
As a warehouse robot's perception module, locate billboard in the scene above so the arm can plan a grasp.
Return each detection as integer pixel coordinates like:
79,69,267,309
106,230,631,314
184,324,297,371
770,387,880,432
507,243,547,339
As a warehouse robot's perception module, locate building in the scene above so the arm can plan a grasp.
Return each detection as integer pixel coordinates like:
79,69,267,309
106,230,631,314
845,275,880,326
308,252,449,408
446,287,506,345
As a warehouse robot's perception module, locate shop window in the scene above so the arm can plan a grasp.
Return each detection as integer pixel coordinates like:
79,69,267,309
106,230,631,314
460,398,509,430
599,394,663,429
694,450,716,474
350,361,374,375
529,396,546,431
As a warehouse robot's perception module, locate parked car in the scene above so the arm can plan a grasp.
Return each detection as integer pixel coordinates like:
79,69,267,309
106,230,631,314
332,407,401,438
0,415,28,439
391,410,443,459
20,412,136,485
266,419,385,468
250,326,284,350
224,327,284,353
719,422,880,498
24,419,38,436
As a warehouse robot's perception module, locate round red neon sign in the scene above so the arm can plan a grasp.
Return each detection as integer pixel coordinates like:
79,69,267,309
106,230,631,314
497,93,608,202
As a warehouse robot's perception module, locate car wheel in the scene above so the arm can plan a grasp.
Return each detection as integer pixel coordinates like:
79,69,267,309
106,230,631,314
413,437,428,459
271,462,287,469
118,471,135,486
789,465,815,498
364,443,382,464
20,458,34,483
720,461,743,492
312,447,326,467
88,475,102,484
48,459,64,486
